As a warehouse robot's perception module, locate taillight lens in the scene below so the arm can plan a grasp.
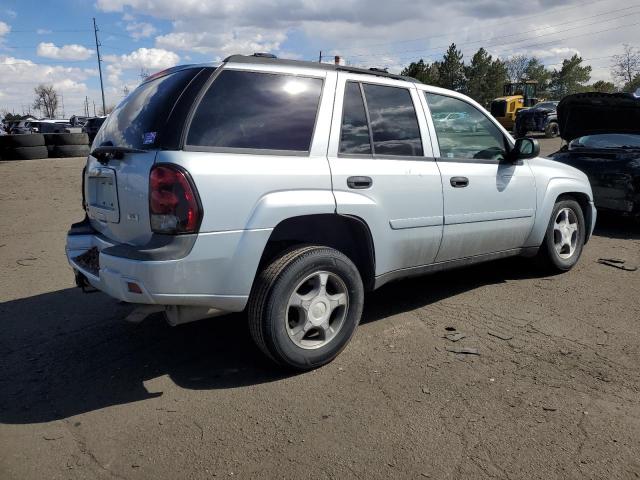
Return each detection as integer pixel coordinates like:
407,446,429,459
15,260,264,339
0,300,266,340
149,165,202,234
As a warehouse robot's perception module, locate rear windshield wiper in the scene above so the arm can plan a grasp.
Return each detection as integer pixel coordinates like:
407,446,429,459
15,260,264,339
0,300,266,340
91,145,146,165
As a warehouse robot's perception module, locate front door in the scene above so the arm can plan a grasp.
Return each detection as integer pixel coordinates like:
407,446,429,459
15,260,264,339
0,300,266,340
327,73,444,276
421,91,537,262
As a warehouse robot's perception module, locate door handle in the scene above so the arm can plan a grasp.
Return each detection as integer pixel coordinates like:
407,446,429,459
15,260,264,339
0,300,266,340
347,176,373,189
450,176,469,188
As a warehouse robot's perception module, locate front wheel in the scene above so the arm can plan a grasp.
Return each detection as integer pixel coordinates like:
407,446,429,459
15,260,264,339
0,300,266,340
537,199,585,271
248,246,364,370
545,121,560,138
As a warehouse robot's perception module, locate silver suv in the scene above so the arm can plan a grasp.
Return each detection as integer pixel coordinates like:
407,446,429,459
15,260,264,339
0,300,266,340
66,54,596,370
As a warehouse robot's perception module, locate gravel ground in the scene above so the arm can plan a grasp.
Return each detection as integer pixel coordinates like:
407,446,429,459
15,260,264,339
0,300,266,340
1,148,639,480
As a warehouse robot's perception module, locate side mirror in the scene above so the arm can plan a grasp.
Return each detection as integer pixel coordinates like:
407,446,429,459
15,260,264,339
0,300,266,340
510,137,539,161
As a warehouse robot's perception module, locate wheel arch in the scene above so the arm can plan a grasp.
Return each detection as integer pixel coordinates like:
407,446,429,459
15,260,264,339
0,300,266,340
525,177,595,247
254,213,376,292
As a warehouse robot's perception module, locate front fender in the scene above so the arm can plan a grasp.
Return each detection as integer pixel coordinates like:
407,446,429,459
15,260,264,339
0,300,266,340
524,176,595,246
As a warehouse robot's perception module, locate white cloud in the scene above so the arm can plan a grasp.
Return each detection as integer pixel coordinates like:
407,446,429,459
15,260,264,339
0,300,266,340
155,28,286,58
36,28,52,35
37,42,94,61
0,55,97,115
103,47,179,70
0,21,10,38
126,21,157,40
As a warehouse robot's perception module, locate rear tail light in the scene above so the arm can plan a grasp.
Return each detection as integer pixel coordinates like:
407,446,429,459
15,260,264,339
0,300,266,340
149,164,202,234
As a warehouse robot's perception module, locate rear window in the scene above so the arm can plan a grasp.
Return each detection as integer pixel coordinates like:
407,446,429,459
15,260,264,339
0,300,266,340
94,68,200,149
362,84,423,156
186,70,323,152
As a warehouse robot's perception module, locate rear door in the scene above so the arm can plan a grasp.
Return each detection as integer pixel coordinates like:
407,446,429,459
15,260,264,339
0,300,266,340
420,90,537,262
327,73,443,275
85,67,210,245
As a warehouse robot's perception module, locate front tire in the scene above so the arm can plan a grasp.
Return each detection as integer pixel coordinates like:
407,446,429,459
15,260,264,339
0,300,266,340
248,246,364,370
544,121,560,138
537,199,585,271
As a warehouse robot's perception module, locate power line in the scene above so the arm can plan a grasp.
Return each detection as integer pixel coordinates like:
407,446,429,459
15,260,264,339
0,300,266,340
331,0,613,53
345,6,640,60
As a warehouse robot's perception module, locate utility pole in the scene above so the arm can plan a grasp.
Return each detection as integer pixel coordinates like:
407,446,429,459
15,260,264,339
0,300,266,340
60,92,65,119
93,100,96,116
318,50,322,63
93,18,106,116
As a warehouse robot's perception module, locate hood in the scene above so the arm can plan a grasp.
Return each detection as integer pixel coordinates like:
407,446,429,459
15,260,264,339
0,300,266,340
558,92,640,141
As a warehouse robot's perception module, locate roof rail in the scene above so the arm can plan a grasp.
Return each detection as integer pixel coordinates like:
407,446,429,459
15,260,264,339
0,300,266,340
221,54,421,83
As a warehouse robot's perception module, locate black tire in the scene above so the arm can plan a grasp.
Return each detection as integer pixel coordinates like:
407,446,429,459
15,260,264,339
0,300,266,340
248,245,364,370
0,145,49,160
46,133,90,146
544,121,560,138
50,144,90,158
0,134,45,148
515,126,527,138
537,199,585,271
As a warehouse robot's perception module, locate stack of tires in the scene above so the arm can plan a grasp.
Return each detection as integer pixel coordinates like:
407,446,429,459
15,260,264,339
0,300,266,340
44,133,90,158
0,134,48,160
0,133,90,161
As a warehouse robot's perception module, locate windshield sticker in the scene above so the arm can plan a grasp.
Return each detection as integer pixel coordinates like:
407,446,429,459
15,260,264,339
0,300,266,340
143,132,157,145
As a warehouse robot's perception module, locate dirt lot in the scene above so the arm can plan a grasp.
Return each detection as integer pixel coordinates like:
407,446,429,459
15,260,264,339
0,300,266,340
1,144,639,479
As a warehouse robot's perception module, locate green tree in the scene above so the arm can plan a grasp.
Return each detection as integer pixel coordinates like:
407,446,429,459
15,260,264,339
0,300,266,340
439,43,466,92
624,74,640,93
550,54,592,98
591,80,617,93
465,48,507,106
524,57,552,97
401,59,441,85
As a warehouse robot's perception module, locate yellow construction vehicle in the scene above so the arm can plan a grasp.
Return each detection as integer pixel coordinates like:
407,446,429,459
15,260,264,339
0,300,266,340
490,81,539,130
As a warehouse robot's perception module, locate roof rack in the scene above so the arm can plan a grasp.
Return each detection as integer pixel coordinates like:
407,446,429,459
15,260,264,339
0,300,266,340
222,54,421,83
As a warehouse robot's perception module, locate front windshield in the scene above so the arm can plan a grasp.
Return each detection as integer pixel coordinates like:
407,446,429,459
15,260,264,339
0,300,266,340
569,133,640,150
534,102,556,109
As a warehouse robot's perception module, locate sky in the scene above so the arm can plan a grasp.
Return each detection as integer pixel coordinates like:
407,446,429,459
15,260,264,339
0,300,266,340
0,0,638,117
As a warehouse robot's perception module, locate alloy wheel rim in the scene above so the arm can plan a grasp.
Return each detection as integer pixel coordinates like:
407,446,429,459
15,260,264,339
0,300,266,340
285,271,349,350
553,207,579,259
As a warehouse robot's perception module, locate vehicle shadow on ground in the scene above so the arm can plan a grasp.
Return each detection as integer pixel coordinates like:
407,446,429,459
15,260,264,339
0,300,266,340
592,213,640,240
0,257,552,425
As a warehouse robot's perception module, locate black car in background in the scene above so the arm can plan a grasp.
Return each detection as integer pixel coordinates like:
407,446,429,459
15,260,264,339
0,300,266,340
82,116,107,143
514,101,559,138
551,92,640,217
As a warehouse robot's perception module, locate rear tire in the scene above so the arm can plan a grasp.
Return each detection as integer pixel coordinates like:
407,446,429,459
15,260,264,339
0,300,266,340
537,199,585,271
248,245,364,370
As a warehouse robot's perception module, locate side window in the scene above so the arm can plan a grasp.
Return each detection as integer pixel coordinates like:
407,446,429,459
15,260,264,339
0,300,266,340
362,84,423,156
187,70,323,152
339,82,372,154
425,92,507,161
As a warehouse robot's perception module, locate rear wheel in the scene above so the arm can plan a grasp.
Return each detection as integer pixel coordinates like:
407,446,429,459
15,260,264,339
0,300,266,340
537,199,585,271
248,245,364,370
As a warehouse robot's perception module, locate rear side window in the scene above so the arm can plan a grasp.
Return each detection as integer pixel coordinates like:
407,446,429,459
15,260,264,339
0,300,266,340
187,70,323,152
362,84,423,156
340,82,372,154
94,68,201,149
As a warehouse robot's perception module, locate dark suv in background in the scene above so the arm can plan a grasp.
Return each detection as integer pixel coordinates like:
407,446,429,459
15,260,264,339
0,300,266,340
515,101,559,139
83,116,107,143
